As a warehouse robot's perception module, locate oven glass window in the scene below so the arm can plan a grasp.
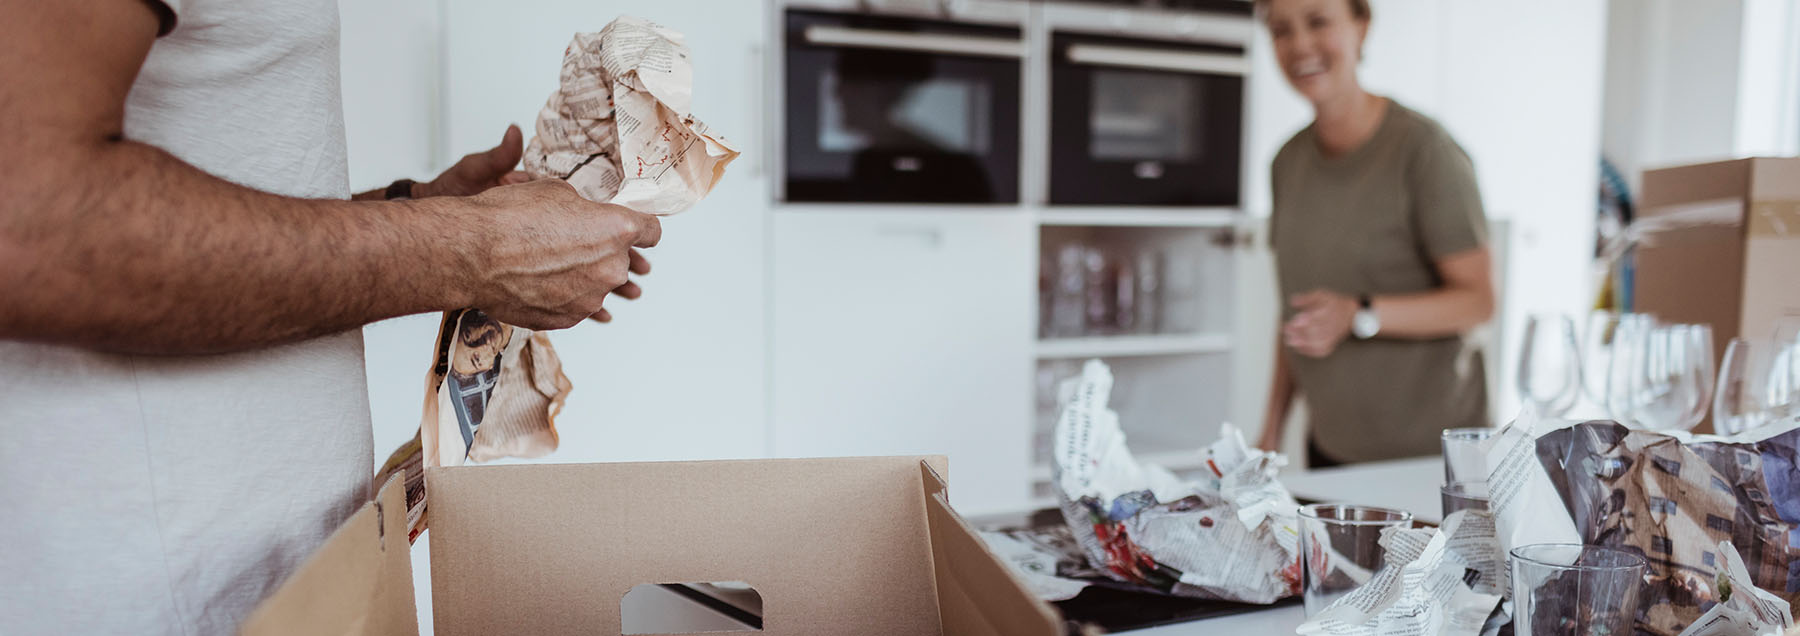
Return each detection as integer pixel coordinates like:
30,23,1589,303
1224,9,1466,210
817,68,994,155
1089,70,1199,162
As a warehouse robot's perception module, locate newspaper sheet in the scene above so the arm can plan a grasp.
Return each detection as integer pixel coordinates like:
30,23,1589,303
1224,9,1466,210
1533,418,1800,635
1296,510,1506,636
1677,541,1793,636
399,16,740,542
1049,359,1302,604
522,16,740,214
979,524,1106,602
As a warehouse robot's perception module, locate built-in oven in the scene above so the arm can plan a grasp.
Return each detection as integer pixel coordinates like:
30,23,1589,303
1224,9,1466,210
781,9,1023,203
1047,24,1248,206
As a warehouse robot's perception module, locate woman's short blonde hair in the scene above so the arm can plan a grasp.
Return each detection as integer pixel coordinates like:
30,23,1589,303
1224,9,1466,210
1254,0,1373,22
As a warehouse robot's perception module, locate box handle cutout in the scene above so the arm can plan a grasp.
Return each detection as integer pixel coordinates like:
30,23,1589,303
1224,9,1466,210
621,582,762,634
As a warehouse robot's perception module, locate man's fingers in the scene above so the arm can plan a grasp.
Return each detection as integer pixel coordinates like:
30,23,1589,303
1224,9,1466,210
500,170,533,186
633,213,663,248
484,124,524,174
628,249,651,275
589,308,613,324
612,281,642,300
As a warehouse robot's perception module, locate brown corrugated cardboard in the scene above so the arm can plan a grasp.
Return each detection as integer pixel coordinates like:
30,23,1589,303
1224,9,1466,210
1635,157,1800,431
240,475,418,636
244,456,1063,636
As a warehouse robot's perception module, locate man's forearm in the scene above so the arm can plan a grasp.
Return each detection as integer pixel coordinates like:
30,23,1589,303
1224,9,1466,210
0,138,476,354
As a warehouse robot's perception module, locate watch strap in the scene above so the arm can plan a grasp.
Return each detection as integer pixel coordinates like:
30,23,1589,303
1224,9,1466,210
385,178,417,200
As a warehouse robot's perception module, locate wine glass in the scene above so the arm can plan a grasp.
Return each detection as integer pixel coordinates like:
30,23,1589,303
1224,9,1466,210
1675,324,1715,431
1604,314,1654,427
1717,337,1800,435
1581,312,1616,406
1628,323,1713,432
1518,313,1582,417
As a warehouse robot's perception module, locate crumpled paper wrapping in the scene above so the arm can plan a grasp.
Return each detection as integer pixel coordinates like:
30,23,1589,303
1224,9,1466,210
522,15,740,214
1534,419,1800,635
1297,510,1506,636
1051,359,1302,604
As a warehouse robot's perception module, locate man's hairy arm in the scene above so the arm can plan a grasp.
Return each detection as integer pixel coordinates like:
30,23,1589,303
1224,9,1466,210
0,1,657,354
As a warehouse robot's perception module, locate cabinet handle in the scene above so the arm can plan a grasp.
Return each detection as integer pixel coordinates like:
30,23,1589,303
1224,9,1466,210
804,25,1024,59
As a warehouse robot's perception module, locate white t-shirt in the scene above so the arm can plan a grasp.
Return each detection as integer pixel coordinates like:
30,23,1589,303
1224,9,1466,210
0,1,374,633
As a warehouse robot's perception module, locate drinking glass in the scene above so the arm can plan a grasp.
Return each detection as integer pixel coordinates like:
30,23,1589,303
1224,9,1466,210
1581,312,1630,407
1048,242,1088,338
1440,427,1494,484
1440,481,1490,518
1715,338,1800,435
1082,246,1116,335
1510,544,1647,636
1628,323,1712,432
1159,248,1203,334
1297,504,1413,616
1518,313,1583,417
1605,314,1655,427
1132,250,1162,334
1676,324,1715,431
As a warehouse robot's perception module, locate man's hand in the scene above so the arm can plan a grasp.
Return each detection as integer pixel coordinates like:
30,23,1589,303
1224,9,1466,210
1283,289,1357,358
417,125,533,198
455,179,661,331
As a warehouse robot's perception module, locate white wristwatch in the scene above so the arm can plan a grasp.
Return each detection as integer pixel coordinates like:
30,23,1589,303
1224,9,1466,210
1351,294,1381,340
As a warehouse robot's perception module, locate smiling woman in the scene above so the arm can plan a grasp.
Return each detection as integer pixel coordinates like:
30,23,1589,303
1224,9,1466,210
1252,0,1497,467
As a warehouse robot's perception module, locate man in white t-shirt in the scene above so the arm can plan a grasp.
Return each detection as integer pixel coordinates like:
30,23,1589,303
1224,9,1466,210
0,1,662,633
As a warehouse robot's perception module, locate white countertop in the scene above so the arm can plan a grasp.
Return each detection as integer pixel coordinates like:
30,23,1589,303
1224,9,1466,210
1280,455,1444,525
404,456,1444,634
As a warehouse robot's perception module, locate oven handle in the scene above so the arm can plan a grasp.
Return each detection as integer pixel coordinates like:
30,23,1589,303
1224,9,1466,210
1065,43,1248,76
803,25,1024,59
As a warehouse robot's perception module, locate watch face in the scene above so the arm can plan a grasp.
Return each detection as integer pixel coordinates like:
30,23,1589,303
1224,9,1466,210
1353,311,1380,339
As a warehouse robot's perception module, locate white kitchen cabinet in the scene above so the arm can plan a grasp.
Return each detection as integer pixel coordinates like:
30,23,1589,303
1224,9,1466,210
770,208,1034,514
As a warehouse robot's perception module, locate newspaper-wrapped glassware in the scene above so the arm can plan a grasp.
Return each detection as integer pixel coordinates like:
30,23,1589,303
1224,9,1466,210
1049,359,1303,603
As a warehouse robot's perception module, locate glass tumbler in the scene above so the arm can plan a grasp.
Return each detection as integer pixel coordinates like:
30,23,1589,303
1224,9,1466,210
1440,427,1494,484
1297,504,1414,616
1440,481,1490,518
1510,543,1647,636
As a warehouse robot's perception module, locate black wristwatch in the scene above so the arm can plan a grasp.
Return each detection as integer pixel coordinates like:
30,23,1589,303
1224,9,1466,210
1351,294,1381,340
384,178,418,200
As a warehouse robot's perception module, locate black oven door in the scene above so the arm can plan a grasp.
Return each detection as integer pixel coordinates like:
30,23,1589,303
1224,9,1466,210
1049,32,1244,207
784,10,1022,204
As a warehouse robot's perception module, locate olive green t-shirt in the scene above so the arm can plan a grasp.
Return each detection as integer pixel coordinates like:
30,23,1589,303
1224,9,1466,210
1270,100,1490,464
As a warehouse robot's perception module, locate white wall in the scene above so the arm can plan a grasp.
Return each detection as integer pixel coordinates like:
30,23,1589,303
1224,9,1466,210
1602,0,1800,195
339,0,447,460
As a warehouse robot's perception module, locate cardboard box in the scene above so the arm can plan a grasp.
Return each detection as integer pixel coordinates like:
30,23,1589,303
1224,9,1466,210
1634,157,1800,430
242,456,1064,636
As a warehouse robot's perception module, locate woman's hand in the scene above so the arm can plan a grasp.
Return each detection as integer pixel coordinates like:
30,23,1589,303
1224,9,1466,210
1283,289,1357,358
417,124,534,198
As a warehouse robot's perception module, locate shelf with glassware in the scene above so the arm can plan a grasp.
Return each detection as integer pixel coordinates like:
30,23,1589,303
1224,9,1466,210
1029,224,1240,505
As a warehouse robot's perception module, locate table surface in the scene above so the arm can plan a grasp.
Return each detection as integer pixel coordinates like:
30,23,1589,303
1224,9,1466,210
405,456,1444,635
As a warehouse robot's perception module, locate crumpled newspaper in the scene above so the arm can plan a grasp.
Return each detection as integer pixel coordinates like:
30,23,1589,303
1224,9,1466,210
1296,510,1507,636
522,15,740,214
1049,359,1302,604
1677,540,1794,636
979,523,1108,602
1532,418,1800,635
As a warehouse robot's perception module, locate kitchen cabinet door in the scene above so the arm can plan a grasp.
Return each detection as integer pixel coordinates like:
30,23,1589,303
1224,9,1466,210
771,209,1034,514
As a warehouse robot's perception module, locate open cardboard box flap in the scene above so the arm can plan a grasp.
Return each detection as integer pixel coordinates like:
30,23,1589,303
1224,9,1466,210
243,456,1062,636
